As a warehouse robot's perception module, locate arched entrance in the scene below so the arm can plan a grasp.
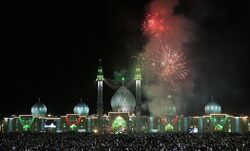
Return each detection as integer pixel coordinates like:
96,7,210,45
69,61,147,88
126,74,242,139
112,116,126,133
165,124,174,132
215,124,223,131
23,125,31,132
69,124,77,131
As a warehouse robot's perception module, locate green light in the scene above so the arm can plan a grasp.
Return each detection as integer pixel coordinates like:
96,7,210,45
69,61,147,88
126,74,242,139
96,62,104,81
134,67,142,80
209,115,228,131
69,124,77,131
96,71,104,81
19,116,34,131
112,116,126,132
23,125,31,131
215,124,223,131
165,124,174,132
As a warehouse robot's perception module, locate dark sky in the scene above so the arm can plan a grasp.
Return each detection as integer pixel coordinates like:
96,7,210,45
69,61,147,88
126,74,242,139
1,0,250,116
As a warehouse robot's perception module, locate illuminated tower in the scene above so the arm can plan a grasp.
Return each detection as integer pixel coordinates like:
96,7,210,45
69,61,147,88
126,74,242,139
134,63,142,116
96,59,104,117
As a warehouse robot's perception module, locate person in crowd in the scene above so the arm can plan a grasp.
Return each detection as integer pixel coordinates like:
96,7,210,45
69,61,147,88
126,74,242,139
0,133,249,150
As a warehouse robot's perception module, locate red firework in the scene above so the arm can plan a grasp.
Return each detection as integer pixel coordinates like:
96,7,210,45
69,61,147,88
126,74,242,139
148,45,189,85
143,13,166,37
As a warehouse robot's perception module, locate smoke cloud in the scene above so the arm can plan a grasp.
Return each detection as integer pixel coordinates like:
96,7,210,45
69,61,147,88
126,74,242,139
142,0,194,116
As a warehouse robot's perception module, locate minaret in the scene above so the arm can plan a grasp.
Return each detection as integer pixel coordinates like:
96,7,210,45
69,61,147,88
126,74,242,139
96,59,104,117
134,62,142,116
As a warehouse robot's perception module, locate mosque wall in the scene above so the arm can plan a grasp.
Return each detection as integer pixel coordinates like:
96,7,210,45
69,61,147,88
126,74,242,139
1,113,249,133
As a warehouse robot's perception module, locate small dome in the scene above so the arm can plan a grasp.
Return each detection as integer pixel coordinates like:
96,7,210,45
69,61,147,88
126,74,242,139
31,102,47,117
205,101,221,114
111,86,136,112
164,95,177,115
73,102,89,116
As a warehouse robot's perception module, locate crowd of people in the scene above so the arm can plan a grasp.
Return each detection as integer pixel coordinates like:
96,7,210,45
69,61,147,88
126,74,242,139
0,132,249,150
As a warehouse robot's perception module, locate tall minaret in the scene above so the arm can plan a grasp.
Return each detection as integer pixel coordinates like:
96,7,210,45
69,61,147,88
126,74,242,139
135,62,142,116
96,59,104,117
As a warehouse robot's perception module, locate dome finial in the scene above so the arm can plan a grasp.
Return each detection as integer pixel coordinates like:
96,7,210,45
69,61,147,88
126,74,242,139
80,97,82,102
211,96,214,102
38,97,41,102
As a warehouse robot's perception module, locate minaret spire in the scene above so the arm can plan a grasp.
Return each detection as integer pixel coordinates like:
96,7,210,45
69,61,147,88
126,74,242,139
135,61,142,116
96,59,104,117
96,59,104,81
134,60,143,132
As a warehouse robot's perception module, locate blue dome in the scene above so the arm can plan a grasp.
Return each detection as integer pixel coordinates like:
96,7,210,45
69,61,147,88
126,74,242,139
31,102,47,117
205,101,221,114
111,86,136,112
73,102,89,116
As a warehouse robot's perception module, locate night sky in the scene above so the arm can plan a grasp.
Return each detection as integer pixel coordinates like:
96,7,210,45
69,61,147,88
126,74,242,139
2,0,250,117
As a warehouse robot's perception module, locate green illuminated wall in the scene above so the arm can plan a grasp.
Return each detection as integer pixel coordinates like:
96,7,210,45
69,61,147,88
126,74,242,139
112,116,126,132
12,116,41,132
61,115,87,132
109,112,129,133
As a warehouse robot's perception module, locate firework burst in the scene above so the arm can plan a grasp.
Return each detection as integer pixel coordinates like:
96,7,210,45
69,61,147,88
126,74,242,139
142,13,166,37
146,45,189,85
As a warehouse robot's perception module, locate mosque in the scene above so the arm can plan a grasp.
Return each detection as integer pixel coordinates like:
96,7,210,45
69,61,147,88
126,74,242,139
1,61,249,133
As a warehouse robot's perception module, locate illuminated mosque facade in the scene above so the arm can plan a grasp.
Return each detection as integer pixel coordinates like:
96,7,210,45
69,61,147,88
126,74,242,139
1,61,249,134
